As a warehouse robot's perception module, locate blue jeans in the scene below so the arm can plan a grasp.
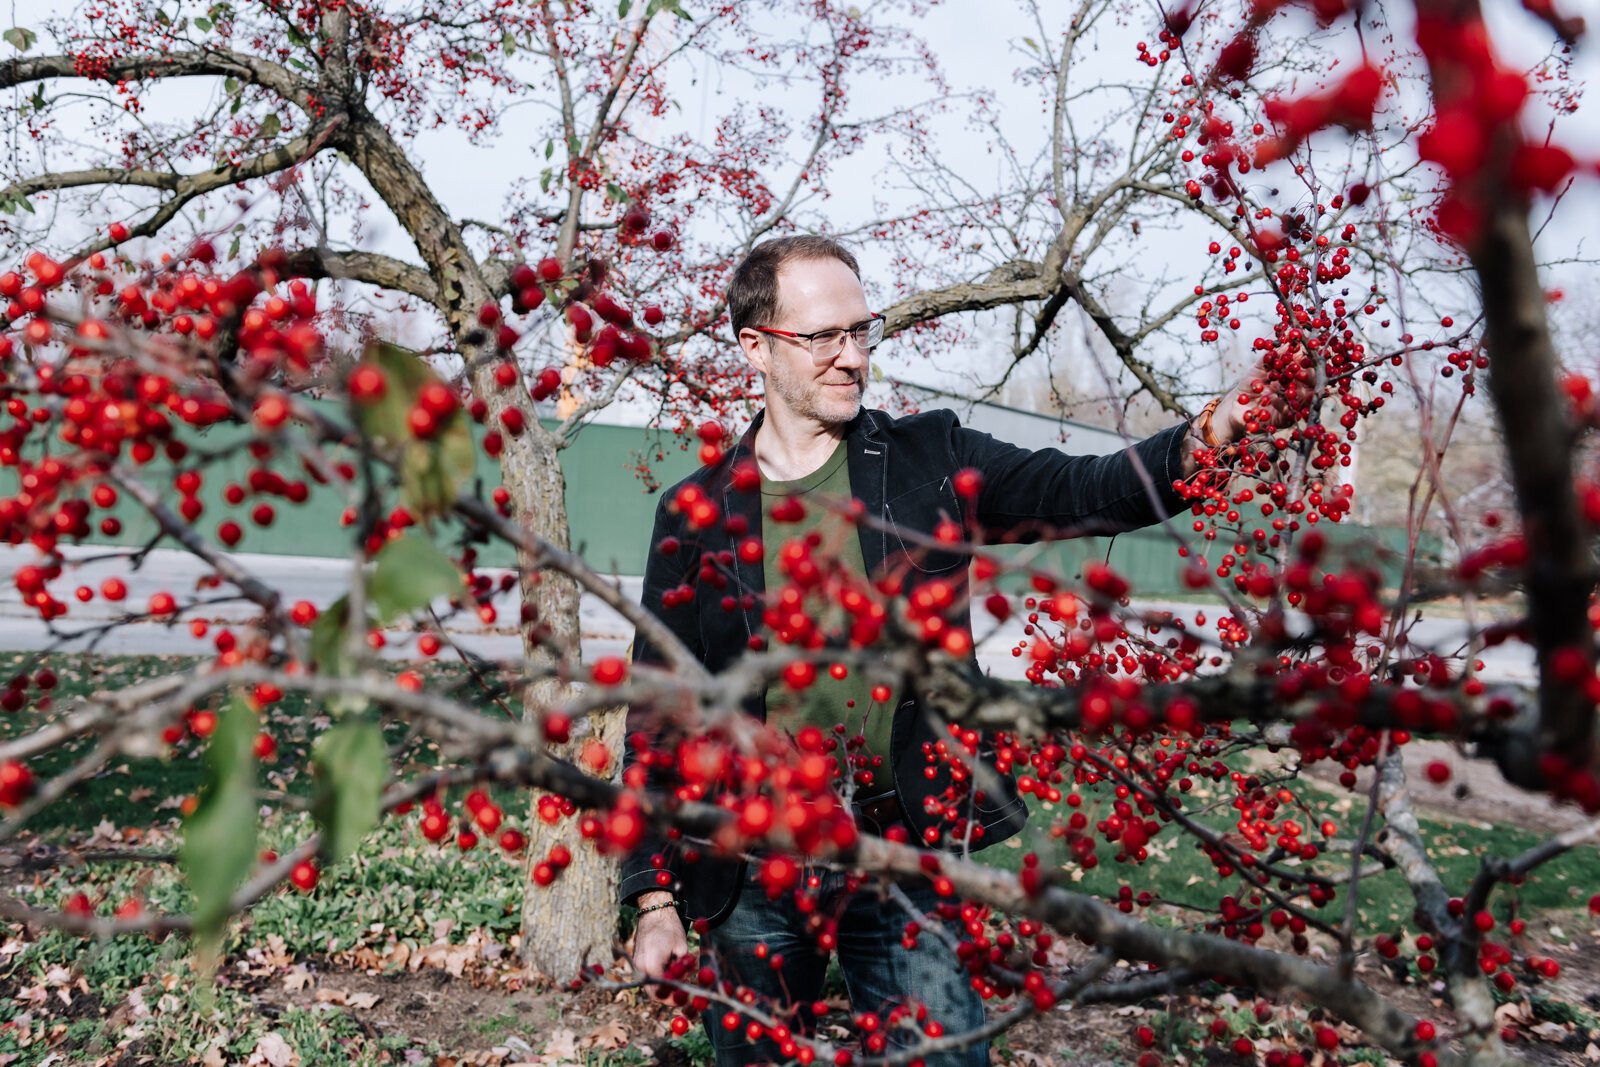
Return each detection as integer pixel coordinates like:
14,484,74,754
700,863,987,1066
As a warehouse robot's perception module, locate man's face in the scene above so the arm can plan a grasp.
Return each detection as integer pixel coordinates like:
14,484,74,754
740,257,872,429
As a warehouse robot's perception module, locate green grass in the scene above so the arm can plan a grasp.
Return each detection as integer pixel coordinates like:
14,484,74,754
4,653,1600,1064
973,752,1600,941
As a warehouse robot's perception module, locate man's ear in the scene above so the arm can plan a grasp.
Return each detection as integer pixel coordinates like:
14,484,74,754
738,328,771,376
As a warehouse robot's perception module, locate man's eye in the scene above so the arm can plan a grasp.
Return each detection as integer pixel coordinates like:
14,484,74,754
811,330,845,345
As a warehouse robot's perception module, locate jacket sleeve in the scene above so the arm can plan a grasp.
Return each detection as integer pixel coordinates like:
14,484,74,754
617,492,700,907
951,416,1192,539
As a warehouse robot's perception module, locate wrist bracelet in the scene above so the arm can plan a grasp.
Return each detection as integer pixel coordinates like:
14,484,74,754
637,900,679,917
1196,396,1225,448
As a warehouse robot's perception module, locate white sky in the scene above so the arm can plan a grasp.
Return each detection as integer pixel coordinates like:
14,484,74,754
6,0,1600,421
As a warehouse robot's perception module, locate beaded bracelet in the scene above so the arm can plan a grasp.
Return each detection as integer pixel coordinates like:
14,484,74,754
637,900,679,917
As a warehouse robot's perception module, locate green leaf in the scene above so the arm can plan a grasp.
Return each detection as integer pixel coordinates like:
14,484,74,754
540,168,553,193
286,24,307,47
311,720,388,866
468,50,486,63
260,113,281,139
309,594,355,677
501,30,516,55
544,139,554,160
19,197,34,214
194,15,212,30
369,533,460,624
224,76,240,94
606,183,629,205
181,698,258,943
352,342,476,519
618,0,632,15
3,26,37,52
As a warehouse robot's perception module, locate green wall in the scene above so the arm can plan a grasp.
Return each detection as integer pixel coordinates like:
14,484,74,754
6,403,1432,590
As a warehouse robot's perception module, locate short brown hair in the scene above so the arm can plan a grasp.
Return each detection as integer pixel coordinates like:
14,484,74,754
728,236,861,338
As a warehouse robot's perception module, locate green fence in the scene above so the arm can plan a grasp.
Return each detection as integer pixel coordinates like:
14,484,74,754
6,402,1434,591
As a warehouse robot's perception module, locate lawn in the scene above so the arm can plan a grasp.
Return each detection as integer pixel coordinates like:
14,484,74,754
0,652,1596,1066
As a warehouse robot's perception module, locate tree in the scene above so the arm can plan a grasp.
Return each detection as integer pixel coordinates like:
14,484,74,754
0,0,1596,1062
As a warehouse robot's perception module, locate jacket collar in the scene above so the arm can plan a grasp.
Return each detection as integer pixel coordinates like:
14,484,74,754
720,407,891,638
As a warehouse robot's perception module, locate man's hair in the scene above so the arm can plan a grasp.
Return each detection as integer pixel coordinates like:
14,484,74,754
728,236,861,338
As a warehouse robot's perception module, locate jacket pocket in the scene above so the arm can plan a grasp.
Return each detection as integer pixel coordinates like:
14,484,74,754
884,476,967,574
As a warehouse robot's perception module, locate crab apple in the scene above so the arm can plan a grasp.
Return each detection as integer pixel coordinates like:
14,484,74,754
474,803,503,834
218,521,243,547
622,206,651,233
254,732,278,761
499,829,526,853
108,221,129,242
289,860,319,892
348,364,387,403
290,600,318,625
1424,761,1451,785
651,230,675,252
565,303,594,343
0,761,35,807
493,362,518,389
148,592,177,616
544,712,572,743
420,811,451,842
591,656,627,685
642,305,665,327
457,829,479,851
189,709,217,738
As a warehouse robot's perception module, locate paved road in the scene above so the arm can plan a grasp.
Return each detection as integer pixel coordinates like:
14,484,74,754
0,545,1534,684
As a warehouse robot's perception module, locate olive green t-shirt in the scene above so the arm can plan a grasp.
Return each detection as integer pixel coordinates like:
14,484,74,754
761,441,895,788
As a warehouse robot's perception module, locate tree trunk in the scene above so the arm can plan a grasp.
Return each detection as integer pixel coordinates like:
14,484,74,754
344,112,622,980
505,427,623,979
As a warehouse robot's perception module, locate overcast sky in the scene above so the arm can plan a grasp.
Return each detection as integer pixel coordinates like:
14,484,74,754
6,0,1599,423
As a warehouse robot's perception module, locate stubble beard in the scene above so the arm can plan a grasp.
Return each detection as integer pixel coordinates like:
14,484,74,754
765,356,864,428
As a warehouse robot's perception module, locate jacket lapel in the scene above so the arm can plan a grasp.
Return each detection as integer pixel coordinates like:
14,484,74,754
845,410,888,577
722,412,765,644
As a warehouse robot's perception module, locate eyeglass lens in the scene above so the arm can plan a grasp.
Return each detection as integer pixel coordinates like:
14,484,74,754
809,318,884,359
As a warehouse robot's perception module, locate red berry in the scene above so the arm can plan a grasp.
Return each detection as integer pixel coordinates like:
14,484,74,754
591,656,627,686
537,257,563,283
289,861,319,892
0,761,35,807
348,365,388,403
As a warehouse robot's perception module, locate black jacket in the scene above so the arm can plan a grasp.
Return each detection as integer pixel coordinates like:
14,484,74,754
620,406,1192,927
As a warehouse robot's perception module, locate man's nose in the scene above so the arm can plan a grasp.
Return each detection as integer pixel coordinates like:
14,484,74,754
831,337,869,371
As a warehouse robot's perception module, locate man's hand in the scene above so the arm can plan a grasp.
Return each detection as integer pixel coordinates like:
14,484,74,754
631,892,689,994
1183,352,1306,477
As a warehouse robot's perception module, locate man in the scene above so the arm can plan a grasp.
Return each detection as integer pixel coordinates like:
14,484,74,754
621,235,1253,1065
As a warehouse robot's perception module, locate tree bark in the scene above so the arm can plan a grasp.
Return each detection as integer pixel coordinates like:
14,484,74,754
342,109,618,979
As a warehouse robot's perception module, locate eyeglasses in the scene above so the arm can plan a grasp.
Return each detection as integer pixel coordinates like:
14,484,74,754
751,314,885,362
